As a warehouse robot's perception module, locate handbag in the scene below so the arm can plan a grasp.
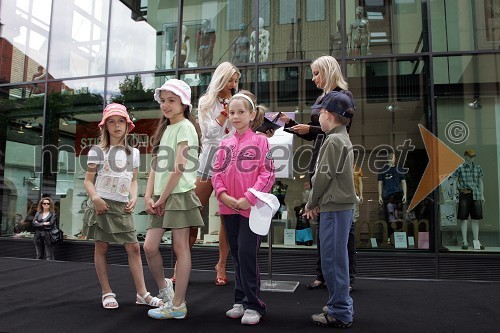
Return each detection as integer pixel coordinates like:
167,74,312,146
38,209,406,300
295,213,313,246
50,226,64,243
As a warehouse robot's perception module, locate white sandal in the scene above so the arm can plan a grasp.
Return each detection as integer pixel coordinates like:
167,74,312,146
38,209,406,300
136,292,163,307
102,292,119,309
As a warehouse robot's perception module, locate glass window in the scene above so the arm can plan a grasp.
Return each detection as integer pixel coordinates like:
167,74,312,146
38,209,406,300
346,0,424,56
0,0,52,84
179,0,254,68
431,0,500,52
347,58,429,250
48,0,110,79
40,78,105,240
0,83,44,237
107,0,161,73
304,0,342,59
435,54,500,252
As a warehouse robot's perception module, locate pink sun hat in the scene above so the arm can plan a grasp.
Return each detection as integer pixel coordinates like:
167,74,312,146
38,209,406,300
98,103,135,131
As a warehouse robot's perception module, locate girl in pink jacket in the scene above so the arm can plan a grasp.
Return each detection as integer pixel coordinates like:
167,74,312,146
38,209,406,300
212,90,274,325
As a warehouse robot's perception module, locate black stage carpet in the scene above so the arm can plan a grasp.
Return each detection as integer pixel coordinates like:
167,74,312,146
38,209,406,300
0,257,499,333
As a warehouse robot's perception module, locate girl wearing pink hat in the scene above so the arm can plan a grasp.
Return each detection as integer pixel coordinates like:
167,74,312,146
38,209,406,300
83,103,163,310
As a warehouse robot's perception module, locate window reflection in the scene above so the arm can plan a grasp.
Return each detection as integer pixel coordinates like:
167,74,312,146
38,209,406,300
0,0,51,84
49,0,109,78
108,0,157,73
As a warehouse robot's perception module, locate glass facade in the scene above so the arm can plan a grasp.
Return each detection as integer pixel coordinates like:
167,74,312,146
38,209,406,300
1,0,499,262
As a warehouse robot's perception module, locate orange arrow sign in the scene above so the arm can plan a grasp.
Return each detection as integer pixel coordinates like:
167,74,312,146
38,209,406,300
408,124,464,211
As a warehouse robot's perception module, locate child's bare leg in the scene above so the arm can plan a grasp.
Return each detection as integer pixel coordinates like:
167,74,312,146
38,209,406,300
171,178,213,281
124,242,152,302
172,227,198,281
95,241,117,307
171,227,191,307
143,228,167,290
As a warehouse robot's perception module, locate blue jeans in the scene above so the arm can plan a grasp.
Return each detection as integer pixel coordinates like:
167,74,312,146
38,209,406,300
320,210,354,322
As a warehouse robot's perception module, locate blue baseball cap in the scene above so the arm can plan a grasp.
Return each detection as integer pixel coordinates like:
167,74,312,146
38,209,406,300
311,90,355,119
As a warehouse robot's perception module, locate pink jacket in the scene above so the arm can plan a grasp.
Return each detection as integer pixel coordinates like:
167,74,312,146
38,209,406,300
212,129,275,218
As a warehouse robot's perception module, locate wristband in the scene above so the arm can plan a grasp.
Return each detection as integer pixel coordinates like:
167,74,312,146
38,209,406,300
215,118,222,127
220,110,228,118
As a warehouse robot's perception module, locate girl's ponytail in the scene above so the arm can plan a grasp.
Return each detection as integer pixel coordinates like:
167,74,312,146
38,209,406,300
251,104,266,132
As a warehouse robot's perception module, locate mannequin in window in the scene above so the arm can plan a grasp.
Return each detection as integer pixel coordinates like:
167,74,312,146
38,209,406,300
378,152,407,245
330,20,342,58
348,6,370,56
249,17,270,63
454,149,485,250
232,23,250,64
172,24,190,68
197,19,216,67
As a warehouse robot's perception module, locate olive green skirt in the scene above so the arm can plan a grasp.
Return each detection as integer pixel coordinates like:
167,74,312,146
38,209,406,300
84,198,138,244
147,190,204,230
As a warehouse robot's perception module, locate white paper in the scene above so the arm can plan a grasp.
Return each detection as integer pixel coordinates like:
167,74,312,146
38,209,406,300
394,232,408,249
284,229,295,246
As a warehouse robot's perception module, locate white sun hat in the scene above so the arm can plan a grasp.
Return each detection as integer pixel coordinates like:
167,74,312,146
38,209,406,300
248,188,280,236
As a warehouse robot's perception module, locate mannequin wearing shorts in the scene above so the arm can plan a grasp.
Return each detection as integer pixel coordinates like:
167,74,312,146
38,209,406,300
454,149,485,250
378,152,407,245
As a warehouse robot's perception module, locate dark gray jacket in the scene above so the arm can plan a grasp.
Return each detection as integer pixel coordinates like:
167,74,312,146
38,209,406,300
306,126,357,212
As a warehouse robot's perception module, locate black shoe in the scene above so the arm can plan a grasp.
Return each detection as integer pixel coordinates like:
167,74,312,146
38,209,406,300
306,281,324,290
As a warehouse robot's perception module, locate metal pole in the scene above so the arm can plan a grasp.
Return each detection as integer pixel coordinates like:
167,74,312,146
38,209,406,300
267,222,273,281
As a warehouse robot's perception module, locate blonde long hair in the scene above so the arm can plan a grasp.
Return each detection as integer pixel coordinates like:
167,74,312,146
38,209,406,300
311,56,348,96
198,62,240,117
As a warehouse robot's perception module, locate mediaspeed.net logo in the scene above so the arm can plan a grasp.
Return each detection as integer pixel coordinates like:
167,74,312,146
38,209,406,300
28,122,466,210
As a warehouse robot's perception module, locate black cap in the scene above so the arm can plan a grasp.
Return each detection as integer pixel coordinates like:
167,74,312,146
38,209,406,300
311,90,355,119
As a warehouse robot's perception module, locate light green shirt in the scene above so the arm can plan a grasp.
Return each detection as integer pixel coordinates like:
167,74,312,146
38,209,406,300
154,119,199,195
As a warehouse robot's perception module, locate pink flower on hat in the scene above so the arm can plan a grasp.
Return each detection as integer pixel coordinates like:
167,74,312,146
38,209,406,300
98,103,135,131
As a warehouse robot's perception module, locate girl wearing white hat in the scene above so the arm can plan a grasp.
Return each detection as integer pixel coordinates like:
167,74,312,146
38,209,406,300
145,79,204,320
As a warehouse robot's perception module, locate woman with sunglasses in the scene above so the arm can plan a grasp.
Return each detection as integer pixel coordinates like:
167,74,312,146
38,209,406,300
32,197,57,260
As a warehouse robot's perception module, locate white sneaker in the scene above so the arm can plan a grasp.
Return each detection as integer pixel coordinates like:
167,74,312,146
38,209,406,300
241,309,262,325
226,304,244,318
158,278,175,303
148,301,187,320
